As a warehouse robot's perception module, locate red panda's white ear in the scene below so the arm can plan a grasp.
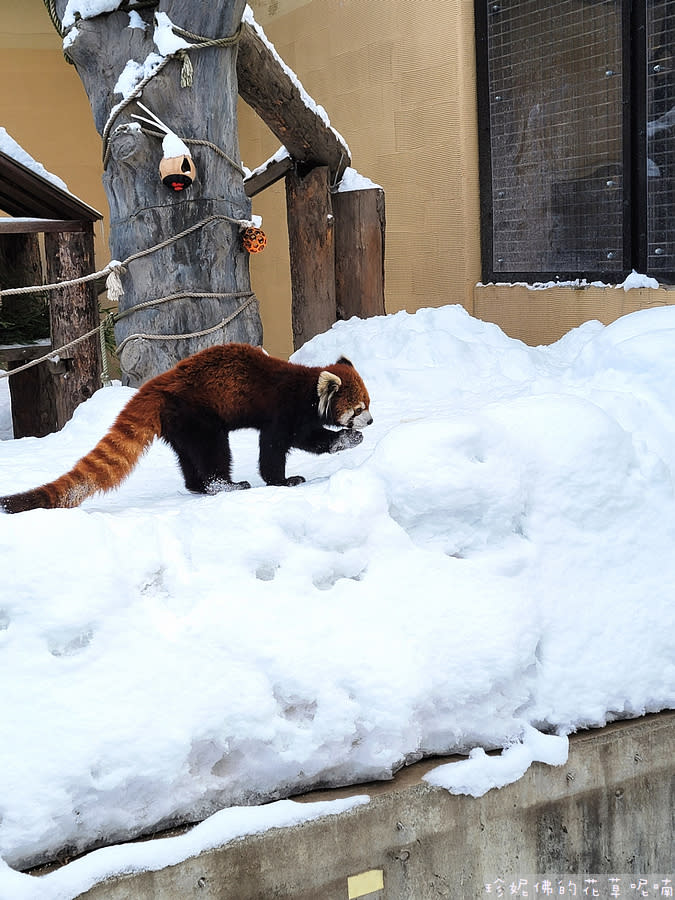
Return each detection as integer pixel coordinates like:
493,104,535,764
336,355,354,367
317,371,341,419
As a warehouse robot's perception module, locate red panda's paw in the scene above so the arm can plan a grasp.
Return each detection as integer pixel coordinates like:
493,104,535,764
284,476,306,487
329,429,364,453
205,478,251,494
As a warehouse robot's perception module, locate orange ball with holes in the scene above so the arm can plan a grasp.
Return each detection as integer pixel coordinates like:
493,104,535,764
242,226,267,253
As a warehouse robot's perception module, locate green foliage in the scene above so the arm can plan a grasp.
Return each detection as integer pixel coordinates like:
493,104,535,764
100,307,118,360
0,292,50,345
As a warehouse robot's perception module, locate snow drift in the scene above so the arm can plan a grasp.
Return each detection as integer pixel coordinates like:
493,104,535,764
0,304,673,884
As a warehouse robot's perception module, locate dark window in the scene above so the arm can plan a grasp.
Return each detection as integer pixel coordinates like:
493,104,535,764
475,0,675,284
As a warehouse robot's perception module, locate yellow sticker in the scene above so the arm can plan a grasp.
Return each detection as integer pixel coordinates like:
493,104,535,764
347,868,385,898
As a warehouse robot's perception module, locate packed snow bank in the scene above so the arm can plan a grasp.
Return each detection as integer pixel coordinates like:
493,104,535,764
0,797,368,900
0,305,674,890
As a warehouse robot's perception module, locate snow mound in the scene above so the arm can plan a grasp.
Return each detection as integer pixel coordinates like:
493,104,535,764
0,304,674,891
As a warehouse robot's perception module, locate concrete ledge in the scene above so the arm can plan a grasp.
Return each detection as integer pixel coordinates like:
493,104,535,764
73,712,675,899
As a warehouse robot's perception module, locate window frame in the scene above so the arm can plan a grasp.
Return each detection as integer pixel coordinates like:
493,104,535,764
474,0,675,286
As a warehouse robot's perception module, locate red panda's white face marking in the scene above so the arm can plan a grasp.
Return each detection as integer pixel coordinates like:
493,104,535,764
317,364,372,429
337,401,373,430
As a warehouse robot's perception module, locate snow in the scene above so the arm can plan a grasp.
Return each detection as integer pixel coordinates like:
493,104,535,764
152,12,191,57
1,304,674,895
336,167,382,193
0,797,367,900
108,11,191,100
161,132,191,160
244,145,291,181
127,11,146,32
621,269,660,291
0,128,69,193
479,271,664,291
62,0,121,30
425,726,569,797
113,55,163,99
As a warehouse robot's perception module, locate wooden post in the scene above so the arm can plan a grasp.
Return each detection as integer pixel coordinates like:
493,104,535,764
285,165,336,350
332,187,386,322
6,357,56,439
44,227,103,429
0,232,56,438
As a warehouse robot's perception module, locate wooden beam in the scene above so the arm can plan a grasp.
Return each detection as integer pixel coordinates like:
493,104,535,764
285,165,336,350
333,187,386,321
0,219,90,235
237,19,350,186
0,339,51,363
244,154,294,198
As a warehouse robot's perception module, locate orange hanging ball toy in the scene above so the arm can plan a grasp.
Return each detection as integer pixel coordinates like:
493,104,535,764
242,226,267,253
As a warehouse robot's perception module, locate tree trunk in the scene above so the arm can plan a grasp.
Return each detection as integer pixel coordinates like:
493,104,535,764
44,227,103,428
56,0,262,386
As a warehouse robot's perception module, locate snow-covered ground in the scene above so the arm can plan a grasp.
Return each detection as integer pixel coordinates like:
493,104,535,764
1,304,674,898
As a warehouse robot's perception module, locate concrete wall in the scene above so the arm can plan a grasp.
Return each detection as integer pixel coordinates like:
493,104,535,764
76,712,674,899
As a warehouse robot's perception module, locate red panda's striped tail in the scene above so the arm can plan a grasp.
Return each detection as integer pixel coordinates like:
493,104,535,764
0,388,163,513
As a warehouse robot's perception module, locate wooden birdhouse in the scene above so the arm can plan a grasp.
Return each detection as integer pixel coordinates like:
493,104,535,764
131,103,197,193
159,154,197,192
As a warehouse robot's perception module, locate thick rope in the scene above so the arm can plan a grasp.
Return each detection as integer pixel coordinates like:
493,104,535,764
137,126,246,178
0,214,250,302
42,0,64,36
116,293,256,356
0,294,256,382
1,321,112,380
102,56,174,168
42,3,243,168
31,10,253,386
0,213,259,382
42,0,160,36
101,22,242,167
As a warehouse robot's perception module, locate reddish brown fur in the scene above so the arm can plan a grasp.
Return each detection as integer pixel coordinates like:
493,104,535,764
0,344,371,513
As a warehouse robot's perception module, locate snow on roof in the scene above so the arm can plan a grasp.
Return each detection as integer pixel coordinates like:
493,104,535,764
0,127,69,193
0,128,101,220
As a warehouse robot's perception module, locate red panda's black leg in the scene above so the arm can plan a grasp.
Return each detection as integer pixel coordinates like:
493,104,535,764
258,429,299,486
160,400,249,494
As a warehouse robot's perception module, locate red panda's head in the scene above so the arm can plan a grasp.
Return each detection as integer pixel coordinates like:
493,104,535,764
317,356,372,429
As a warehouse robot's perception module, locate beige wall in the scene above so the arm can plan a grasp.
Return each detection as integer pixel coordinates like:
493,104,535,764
3,1,673,361
241,0,483,357
0,1,109,265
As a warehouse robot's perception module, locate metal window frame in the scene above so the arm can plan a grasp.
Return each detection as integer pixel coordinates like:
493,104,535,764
637,0,675,283
474,0,675,285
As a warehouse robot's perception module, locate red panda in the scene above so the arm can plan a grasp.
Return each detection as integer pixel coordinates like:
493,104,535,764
0,343,372,514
